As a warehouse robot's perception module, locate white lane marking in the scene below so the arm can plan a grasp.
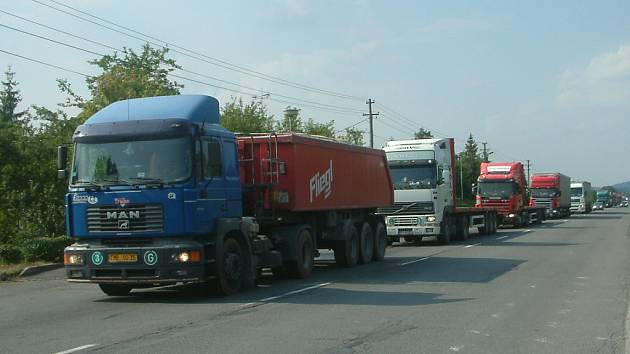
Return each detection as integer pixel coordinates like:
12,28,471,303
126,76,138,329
496,236,508,240
467,329,490,337
596,336,608,341
449,345,464,352
399,257,430,266
464,243,481,248
576,276,590,280
54,344,98,354
545,322,560,328
491,313,500,318
242,282,332,307
530,285,536,288
534,337,553,344
525,229,532,232
558,309,572,315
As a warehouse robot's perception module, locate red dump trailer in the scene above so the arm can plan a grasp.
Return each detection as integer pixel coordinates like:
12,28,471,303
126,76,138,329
237,134,393,276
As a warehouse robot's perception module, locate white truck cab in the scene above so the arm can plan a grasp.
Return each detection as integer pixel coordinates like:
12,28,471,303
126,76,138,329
380,138,454,240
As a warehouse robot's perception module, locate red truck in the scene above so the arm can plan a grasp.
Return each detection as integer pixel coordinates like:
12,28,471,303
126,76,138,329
476,162,546,227
529,173,571,218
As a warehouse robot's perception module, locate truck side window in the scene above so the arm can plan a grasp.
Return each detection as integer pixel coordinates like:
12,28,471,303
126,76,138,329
222,139,237,177
203,139,222,178
437,165,444,185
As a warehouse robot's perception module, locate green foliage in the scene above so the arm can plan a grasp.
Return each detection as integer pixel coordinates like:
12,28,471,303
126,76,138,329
0,66,26,123
220,97,274,133
457,133,483,200
304,118,335,138
22,236,73,262
414,127,433,139
60,44,182,121
277,106,303,133
339,127,365,146
0,244,23,264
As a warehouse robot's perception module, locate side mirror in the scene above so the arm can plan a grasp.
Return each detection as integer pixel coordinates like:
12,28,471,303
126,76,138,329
440,170,450,185
471,183,478,195
57,145,68,180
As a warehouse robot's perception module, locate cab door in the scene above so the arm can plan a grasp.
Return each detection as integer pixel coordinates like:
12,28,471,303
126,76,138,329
196,137,227,233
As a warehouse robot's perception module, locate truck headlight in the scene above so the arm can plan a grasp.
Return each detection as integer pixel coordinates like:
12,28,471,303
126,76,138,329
64,253,84,265
508,213,516,218
426,216,436,222
170,251,201,263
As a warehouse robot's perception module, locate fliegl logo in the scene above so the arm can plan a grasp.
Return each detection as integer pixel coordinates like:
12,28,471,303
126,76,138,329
309,160,333,203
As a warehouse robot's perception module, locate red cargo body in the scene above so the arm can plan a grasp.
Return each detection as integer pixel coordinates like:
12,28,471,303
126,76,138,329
237,134,393,214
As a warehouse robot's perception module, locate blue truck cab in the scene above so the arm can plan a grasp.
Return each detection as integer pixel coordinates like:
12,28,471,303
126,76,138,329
60,95,263,296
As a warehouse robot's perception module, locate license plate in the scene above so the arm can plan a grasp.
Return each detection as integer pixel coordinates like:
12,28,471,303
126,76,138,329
399,229,413,235
108,253,138,263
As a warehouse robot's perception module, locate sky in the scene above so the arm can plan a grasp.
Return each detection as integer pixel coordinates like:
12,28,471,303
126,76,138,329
1,0,630,186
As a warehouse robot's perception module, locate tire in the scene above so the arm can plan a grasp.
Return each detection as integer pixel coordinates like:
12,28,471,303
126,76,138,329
334,220,359,268
358,222,374,264
437,214,453,245
285,229,314,279
521,212,530,227
214,235,245,296
491,214,498,233
456,216,469,241
98,284,132,296
372,222,387,261
403,236,415,243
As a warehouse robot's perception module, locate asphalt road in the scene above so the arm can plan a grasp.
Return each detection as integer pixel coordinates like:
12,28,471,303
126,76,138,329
1,209,629,354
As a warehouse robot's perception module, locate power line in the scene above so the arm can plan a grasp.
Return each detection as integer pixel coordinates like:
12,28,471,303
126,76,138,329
0,21,364,117
0,48,90,77
30,0,366,101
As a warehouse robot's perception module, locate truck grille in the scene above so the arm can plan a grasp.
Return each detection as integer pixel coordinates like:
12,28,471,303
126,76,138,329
391,216,418,226
479,199,511,214
378,202,434,215
87,204,164,233
531,198,552,210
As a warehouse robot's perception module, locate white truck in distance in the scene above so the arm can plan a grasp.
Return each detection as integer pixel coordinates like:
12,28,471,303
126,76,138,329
379,138,498,244
570,181,593,213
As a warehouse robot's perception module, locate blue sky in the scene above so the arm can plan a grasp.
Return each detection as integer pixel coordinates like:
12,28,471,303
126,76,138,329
2,0,630,186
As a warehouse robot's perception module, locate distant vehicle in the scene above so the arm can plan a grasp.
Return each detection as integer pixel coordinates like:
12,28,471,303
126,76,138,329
530,173,571,218
476,162,546,227
596,190,612,208
593,202,605,211
380,138,498,245
622,201,628,207
570,181,593,214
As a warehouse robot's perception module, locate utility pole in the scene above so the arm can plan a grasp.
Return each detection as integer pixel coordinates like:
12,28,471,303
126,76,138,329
363,99,379,148
526,159,531,187
482,142,488,162
459,156,464,200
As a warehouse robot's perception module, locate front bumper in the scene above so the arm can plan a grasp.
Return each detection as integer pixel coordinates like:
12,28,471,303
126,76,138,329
64,240,207,285
387,225,440,237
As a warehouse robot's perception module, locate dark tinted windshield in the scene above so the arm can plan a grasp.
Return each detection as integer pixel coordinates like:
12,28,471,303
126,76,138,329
72,137,192,185
389,164,437,190
570,187,582,196
478,182,517,198
531,188,559,198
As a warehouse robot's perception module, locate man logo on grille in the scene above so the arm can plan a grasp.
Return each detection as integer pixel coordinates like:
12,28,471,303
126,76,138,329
118,219,130,230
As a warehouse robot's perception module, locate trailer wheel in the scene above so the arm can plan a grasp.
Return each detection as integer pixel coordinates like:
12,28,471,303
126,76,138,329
358,222,374,264
372,222,387,261
334,221,359,268
214,235,244,296
456,216,469,241
285,229,314,279
98,284,132,296
491,213,498,233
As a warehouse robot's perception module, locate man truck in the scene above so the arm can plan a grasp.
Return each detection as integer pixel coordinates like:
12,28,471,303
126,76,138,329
570,181,593,213
476,162,546,227
58,95,393,296
529,173,571,218
596,190,612,208
379,138,498,245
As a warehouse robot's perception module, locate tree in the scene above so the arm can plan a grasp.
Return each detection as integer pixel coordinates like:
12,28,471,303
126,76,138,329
277,107,303,133
457,133,483,200
339,127,365,146
0,66,26,123
220,97,275,133
414,127,433,139
60,44,183,121
304,118,335,138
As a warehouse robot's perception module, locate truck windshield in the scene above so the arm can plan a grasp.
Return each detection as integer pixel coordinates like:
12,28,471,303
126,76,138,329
71,137,192,185
389,164,436,190
570,187,582,196
531,188,560,198
478,182,517,198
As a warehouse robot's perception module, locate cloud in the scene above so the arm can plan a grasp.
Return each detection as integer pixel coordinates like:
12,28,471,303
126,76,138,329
557,45,630,107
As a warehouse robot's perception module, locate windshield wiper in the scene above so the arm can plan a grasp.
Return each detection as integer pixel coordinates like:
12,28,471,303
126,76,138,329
72,180,104,190
127,177,166,186
392,202,417,215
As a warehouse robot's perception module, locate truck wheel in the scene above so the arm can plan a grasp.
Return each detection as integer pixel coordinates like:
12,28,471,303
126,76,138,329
286,229,314,279
358,222,374,264
215,235,244,296
438,214,453,245
491,214,498,233
334,221,359,268
372,222,387,261
98,284,132,296
456,216,469,241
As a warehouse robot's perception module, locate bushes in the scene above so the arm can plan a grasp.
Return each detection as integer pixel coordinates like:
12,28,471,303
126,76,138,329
0,244,23,264
21,236,73,262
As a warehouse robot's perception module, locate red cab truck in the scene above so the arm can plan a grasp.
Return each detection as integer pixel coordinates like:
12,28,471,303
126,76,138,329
476,162,546,227
529,173,571,218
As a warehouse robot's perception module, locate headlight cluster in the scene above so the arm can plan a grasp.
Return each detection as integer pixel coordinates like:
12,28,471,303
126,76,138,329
426,216,436,223
170,251,201,263
64,253,84,265
387,217,395,226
